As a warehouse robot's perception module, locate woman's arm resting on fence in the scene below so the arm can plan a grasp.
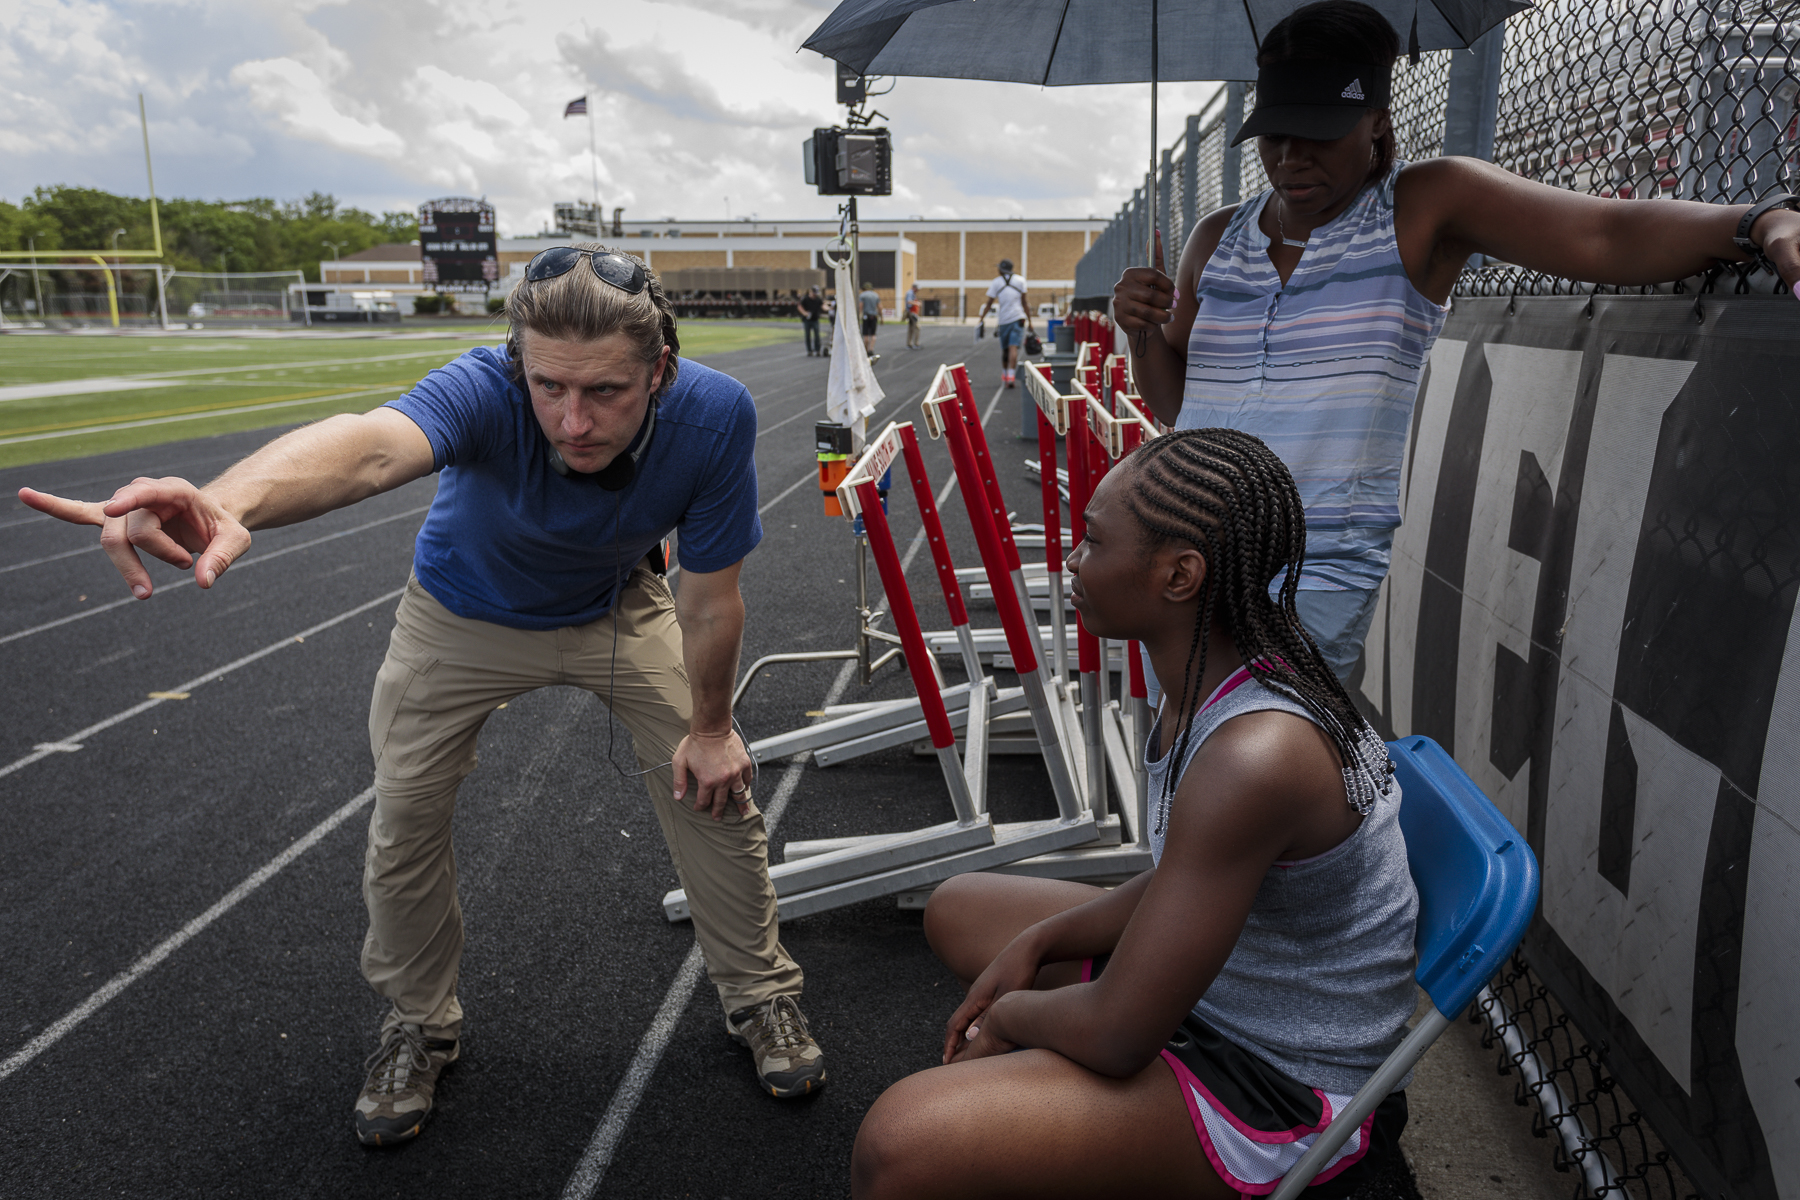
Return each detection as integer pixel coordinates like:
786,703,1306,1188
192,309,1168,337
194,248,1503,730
1399,156,1800,302
17,406,435,599
1114,211,1236,426
952,710,1340,1078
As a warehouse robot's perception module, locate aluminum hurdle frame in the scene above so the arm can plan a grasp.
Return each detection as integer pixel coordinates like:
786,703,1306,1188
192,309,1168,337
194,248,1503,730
662,415,1098,922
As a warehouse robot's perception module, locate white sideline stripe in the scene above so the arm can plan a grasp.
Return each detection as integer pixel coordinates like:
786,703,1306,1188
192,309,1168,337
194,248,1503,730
0,386,403,446
0,785,378,1084
0,586,404,783
561,385,982,1198
0,504,428,647
0,379,173,403
0,545,93,574
0,346,468,404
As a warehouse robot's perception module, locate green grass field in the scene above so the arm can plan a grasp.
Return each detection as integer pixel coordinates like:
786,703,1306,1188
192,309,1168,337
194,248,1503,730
0,321,794,470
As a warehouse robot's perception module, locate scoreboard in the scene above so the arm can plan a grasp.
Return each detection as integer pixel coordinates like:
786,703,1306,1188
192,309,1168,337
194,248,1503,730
419,198,498,293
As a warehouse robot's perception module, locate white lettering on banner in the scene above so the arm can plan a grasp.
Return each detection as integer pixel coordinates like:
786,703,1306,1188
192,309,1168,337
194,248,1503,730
1543,353,1699,1090
1380,339,1467,731
1741,602,1800,1193
1612,708,1716,1092
1453,345,1581,833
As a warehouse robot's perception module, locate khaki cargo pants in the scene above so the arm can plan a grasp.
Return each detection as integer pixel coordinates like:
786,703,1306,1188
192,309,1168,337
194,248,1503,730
362,568,803,1040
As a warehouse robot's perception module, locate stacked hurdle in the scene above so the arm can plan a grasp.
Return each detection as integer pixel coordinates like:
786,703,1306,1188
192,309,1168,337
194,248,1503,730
661,400,1101,923
662,359,1164,923
1020,345,1163,866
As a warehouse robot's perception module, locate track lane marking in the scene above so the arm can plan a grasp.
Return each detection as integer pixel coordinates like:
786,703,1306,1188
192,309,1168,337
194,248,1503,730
0,346,472,402
0,503,428,647
0,386,408,447
0,585,405,783
561,379,999,1197
0,784,378,1084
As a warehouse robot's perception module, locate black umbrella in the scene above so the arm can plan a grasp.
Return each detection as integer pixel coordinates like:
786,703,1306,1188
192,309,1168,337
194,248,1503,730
803,0,1531,262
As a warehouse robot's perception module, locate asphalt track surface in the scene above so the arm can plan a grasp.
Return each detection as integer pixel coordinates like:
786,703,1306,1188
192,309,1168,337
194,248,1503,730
0,323,1104,1198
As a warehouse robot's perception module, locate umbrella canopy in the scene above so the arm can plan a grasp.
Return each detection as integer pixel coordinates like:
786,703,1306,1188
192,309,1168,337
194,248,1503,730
803,0,1530,85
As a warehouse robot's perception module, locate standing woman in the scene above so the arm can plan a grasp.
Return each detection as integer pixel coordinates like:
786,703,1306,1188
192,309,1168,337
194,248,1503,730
1116,0,1800,680
852,429,1416,1198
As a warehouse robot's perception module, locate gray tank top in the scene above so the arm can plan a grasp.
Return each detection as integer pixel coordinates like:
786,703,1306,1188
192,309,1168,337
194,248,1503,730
1144,668,1419,1094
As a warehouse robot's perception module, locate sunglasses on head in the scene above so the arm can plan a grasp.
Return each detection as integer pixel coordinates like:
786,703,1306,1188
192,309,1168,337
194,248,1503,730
524,247,648,294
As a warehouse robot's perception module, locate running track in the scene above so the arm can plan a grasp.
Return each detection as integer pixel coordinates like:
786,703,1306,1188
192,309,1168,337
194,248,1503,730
0,323,1081,1198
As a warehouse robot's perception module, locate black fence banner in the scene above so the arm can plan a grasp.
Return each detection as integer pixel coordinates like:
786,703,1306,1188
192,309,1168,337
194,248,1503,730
1355,293,1798,1200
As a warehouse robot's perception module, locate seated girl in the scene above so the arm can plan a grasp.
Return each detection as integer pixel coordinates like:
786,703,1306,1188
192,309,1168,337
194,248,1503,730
851,428,1418,1199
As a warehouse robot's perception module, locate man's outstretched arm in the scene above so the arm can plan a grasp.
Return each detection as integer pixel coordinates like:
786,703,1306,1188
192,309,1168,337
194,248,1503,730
18,406,435,599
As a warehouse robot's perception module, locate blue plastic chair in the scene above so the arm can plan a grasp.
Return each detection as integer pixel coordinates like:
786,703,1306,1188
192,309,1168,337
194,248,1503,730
1268,735,1541,1199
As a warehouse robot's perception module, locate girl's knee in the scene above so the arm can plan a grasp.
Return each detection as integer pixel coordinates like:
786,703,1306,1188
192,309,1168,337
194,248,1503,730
851,1083,937,1199
921,872,984,957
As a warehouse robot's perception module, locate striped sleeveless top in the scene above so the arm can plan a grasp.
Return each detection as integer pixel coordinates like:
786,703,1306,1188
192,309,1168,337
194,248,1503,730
1144,666,1417,1093
1179,162,1447,591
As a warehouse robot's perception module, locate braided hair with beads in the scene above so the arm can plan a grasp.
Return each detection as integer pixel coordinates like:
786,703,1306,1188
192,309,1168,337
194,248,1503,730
1126,428,1390,834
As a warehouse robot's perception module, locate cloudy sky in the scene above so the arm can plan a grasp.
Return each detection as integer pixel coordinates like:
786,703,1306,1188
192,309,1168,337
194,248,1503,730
0,0,1223,236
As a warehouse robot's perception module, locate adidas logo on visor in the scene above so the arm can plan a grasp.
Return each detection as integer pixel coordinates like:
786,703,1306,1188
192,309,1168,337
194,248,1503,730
1341,78,1365,100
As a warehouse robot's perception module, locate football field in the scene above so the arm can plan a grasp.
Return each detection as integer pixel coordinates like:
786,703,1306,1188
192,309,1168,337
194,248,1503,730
0,322,792,470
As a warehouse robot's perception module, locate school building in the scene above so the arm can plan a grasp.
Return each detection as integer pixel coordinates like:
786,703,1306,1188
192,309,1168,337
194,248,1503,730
317,217,1107,318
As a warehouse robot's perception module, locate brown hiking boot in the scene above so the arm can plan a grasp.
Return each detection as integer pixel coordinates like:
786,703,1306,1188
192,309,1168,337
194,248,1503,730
354,1022,459,1146
726,995,827,1098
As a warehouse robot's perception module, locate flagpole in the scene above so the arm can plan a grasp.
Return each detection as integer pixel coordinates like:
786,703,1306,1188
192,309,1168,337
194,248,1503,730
586,100,600,235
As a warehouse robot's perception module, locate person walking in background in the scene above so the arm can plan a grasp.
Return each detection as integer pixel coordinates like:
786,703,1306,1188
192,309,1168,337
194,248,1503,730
858,280,882,364
797,285,824,357
978,259,1032,388
823,291,836,357
904,282,922,350
1113,0,1800,681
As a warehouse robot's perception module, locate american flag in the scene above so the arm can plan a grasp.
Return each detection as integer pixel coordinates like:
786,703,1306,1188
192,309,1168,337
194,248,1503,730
564,96,588,117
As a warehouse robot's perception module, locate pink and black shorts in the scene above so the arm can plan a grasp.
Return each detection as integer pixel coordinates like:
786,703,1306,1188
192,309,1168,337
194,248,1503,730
1082,957,1407,1197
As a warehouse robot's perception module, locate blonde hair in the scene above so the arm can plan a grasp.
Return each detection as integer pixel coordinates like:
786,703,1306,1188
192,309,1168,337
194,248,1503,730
503,243,681,399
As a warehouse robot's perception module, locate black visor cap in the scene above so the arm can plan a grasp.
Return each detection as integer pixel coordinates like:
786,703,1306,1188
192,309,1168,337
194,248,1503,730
1231,61,1392,146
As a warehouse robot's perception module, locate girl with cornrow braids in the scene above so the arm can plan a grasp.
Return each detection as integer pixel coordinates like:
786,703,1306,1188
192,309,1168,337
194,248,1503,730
853,429,1417,1200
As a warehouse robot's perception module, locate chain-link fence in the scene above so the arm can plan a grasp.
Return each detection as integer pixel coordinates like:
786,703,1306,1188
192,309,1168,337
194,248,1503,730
1070,6,1800,1198
1074,2,1800,304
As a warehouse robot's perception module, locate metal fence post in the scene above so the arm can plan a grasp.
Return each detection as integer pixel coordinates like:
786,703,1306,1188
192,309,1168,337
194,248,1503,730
1222,81,1245,206
1159,147,1174,256
1442,25,1503,160
1182,110,1202,247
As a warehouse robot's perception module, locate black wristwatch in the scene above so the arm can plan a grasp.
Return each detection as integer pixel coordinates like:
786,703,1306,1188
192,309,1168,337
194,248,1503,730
1733,192,1800,258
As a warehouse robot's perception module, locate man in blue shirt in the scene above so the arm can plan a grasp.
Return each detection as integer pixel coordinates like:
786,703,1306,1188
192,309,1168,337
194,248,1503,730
19,246,825,1145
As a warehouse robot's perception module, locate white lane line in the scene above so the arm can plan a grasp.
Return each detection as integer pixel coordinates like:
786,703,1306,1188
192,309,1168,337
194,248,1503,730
755,399,825,440
0,346,470,404
561,405,973,1198
0,386,404,447
0,784,378,1084
0,585,404,783
0,503,428,647
0,544,92,574
0,379,173,403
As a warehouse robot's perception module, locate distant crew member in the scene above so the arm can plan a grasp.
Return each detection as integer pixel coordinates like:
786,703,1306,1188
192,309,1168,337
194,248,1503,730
904,282,922,350
978,259,1033,388
19,244,829,1148
797,285,824,356
858,280,882,362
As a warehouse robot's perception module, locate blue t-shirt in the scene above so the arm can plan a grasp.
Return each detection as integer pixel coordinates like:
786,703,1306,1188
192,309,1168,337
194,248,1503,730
387,345,761,630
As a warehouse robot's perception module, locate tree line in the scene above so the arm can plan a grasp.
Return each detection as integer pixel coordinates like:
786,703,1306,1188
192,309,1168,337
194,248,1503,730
0,186,418,282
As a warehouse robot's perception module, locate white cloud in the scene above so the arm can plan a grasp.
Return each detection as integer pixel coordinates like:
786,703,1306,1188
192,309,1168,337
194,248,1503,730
230,57,405,155
1,0,1223,236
